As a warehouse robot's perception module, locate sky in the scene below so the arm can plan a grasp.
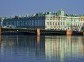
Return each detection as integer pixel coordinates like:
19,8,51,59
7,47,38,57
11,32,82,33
0,0,84,17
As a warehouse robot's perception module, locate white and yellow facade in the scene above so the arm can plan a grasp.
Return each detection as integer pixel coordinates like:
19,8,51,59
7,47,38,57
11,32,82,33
45,10,84,31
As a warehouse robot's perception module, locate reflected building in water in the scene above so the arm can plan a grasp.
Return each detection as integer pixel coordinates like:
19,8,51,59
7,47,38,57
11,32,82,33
45,36,84,62
0,35,84,62
0,35,45,59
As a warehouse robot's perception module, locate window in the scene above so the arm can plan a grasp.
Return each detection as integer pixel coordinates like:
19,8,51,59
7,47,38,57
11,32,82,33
55,22,57,25
58,22,60,25
53,22,54,25
61,22,62,25
47,22,49,25
63,22,65,25
50,22,52,25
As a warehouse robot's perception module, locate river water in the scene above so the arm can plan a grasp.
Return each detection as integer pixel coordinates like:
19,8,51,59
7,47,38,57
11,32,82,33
0,35,84,62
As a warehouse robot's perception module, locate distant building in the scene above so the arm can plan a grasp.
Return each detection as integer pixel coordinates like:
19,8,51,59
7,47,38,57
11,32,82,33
0,17,4,27
0,10,84,31
3,15,45,29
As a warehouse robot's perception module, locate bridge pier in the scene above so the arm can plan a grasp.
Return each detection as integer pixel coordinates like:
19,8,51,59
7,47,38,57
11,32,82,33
37,28,40,36
36,28,40,45
66,30,72,36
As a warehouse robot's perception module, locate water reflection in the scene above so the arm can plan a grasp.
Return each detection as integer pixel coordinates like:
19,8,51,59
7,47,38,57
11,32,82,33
45,36,84,62
0,35,84,62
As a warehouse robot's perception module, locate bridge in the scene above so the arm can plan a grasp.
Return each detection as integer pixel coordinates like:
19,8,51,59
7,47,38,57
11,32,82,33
0,27,84,36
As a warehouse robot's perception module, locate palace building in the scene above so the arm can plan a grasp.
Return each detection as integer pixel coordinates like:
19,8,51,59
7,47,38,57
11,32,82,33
0,9,84,31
